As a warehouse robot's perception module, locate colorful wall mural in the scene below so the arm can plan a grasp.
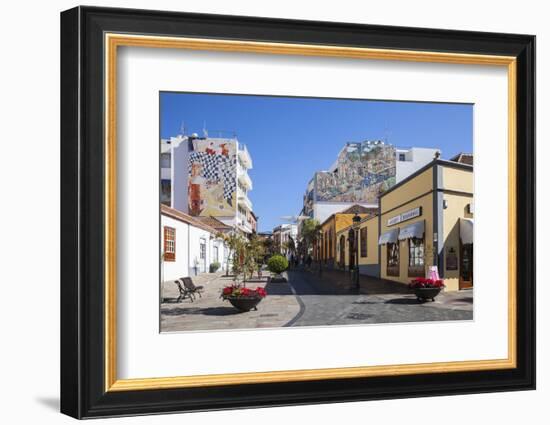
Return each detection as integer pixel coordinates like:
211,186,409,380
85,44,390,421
313,141,396,203
188,138,237,217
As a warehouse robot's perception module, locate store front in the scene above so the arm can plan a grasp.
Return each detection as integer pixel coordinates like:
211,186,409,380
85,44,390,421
378,159,474,291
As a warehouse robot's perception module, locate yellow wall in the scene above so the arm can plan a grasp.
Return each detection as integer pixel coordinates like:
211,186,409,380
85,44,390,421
358,216,379,266
381,167,432,212
443,166,473,194
321,213,369,261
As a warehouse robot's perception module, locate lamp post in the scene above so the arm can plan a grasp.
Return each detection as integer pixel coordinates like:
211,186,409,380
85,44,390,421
352,213,362,289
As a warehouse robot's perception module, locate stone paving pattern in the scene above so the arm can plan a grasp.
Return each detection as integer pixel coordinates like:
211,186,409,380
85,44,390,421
161,271,301,332
160,266,473,333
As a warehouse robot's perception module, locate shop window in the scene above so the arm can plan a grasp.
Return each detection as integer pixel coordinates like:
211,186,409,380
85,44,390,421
408,237,425,277
360,227,368,257
163,226,175,261
387,242,399,276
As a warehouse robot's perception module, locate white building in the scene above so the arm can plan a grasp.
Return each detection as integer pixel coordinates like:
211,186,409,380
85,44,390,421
395,147,441,181
161,205,229,283
272,224,298,255
160,133,256,235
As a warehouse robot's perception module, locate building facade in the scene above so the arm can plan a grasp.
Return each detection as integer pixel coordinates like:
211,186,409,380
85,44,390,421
161,205,229,282
334,158,474,290
377,159,474,291
316,204,376,268
272,224,298,255
336,214,380,277
160,133,256,235
301,141,439,224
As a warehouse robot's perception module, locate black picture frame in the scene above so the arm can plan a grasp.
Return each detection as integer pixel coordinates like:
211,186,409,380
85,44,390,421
61,5,535,419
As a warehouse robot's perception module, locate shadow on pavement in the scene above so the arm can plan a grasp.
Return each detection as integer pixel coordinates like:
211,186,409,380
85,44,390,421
161,306,242,316
264,281,293,295
385,298,424,305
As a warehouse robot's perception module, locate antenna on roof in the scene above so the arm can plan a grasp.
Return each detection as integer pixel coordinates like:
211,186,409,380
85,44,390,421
202,121,208,138
180,121,185,136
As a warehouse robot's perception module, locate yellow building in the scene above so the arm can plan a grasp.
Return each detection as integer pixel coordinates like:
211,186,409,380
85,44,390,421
336,214,380,277
316,205,376,267
378,159,473,291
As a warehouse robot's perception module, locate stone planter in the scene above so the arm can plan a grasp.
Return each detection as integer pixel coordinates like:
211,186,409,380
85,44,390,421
227,296,263,312
413,287,442,302
269,273,287,283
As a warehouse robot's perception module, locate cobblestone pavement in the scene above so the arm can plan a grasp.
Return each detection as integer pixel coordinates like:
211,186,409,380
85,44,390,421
287,268,473,327
160,268,473,333
160,272,301,332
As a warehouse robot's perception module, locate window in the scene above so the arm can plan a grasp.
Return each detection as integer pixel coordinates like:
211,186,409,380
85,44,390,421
360,227,368,257
163,226,176,261
213,245,219,263
408,237,425,277
399,153,406,161
200,241,206,259
328,229,333,259
387,242,399,276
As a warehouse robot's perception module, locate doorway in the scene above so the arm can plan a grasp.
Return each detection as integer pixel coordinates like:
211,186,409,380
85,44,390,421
459,242,473,289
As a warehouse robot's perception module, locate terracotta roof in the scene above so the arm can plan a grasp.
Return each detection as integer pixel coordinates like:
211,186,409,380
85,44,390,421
449,152,474,165
320,204,378,227
195,216,232,231
160,205,219,234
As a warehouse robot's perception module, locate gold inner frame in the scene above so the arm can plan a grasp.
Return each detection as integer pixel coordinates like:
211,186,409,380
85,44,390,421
104,33,517,392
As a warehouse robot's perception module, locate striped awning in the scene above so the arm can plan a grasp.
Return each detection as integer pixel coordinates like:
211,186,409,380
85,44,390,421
460,218,474,244
398,221,425,240
378,228,399,245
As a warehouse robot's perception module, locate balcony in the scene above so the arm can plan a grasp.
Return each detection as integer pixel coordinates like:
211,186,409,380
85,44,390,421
238,144,253,169
238,171,253,190
238,194,253,211
237,214,253,234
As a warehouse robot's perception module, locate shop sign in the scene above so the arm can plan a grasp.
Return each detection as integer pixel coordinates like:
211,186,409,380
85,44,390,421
387,207,422,226
446,247,458,270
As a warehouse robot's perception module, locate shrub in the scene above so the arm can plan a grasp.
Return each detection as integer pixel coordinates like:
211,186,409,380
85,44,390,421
209,261,221,273
267,255,288,274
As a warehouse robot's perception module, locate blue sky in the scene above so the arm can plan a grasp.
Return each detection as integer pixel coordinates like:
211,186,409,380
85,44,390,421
160,92,472,232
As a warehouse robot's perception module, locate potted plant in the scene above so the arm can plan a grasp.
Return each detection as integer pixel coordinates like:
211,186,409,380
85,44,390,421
221,285,267,312
267,254,289,283
209,261,221,273
408,278,445,302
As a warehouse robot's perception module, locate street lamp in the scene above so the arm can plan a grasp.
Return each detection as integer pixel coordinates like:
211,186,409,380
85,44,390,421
352,213,362,289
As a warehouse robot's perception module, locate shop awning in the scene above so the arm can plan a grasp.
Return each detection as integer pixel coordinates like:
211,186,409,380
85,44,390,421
398,221,425,240
460,218,474,244
378,228,399,245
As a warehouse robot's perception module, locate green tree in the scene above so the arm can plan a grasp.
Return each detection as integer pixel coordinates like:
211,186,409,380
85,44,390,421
300,218,322,255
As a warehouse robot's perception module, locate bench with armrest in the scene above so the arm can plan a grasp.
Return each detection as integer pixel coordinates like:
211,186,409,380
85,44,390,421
181,277,204,299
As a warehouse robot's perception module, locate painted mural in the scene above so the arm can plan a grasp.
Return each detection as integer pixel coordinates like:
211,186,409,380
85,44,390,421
314,140,396,203
188,138,237,217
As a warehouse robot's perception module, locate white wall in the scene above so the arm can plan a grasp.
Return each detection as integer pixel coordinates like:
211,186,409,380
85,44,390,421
171,137,190,213
161,215,190,281
396,147,439,182
0,1,546,425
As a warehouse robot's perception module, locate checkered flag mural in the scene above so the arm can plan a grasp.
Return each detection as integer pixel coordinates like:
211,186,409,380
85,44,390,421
188,151,236,204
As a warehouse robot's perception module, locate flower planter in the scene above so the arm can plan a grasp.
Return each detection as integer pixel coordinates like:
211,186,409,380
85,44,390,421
413,287,442,302
227,296,263,312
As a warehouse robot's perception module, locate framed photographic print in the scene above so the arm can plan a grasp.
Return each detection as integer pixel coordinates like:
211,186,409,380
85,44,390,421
60,6,536,419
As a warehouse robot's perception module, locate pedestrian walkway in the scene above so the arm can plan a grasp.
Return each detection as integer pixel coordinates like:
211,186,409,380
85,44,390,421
160,272,301,332
160,268,473,332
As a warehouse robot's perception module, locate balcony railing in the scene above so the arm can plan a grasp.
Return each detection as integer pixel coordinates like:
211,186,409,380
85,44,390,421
238,194,253,211
238,144,253,169
238,171,253,190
